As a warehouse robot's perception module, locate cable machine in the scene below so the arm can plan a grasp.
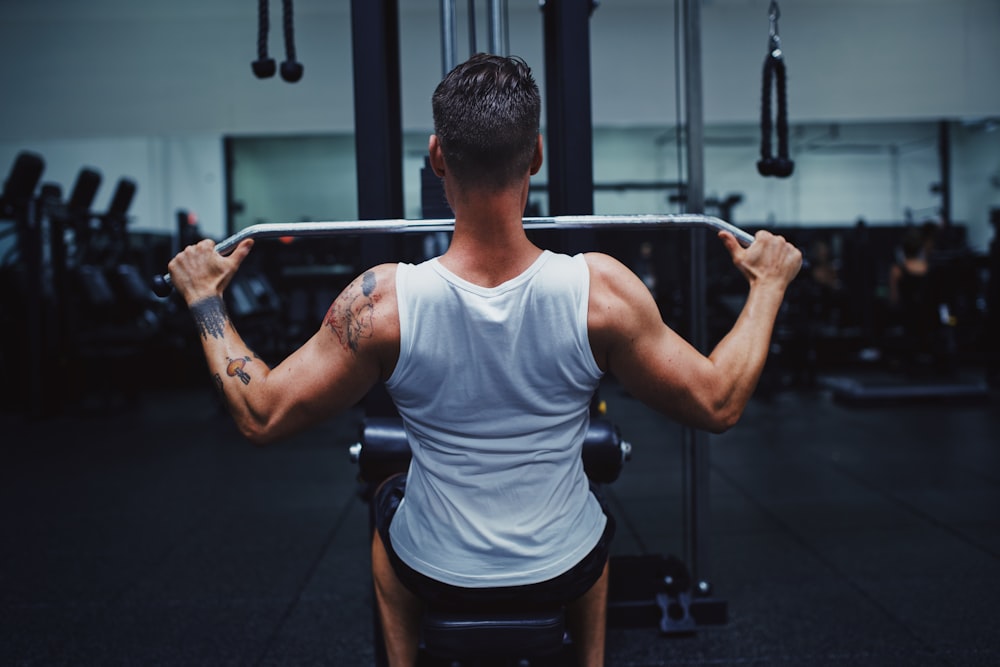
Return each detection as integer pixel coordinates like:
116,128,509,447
342,1,729,661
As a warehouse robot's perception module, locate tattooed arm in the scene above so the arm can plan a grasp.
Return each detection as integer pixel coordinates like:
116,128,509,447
168,238,398,444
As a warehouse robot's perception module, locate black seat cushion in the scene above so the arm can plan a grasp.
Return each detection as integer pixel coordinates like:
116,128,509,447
421,607,566,660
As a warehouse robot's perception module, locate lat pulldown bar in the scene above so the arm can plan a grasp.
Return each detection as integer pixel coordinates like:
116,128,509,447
151,213,755,297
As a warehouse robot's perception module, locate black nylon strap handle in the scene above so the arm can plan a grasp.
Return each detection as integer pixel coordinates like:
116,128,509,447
252,0,301,82
757,2,794,178
280,0,304,82
251,0,276,78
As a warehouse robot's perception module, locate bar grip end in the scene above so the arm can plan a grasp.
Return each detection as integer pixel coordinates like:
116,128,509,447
151,273,173,298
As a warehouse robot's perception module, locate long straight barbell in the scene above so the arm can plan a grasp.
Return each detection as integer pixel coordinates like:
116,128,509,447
151,214,756,297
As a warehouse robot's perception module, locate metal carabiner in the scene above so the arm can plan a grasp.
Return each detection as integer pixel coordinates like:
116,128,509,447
768,0,782,59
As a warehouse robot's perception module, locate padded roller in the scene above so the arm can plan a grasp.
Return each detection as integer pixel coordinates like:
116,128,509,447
353,416,629,485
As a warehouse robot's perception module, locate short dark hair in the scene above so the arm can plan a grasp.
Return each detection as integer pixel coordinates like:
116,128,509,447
432,53,541,190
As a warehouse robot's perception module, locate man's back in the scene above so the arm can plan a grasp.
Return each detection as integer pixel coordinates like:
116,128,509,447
385,251,606,588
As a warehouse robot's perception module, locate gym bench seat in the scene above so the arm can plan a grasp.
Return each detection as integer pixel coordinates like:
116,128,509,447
350,416,630,666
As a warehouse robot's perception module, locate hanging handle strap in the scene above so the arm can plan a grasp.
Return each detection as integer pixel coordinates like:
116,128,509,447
251,0,276,78
280,0,304,82
251,0,303,82
757,0,794,178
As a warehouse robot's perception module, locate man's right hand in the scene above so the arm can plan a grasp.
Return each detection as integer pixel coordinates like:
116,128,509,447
167,238,254,306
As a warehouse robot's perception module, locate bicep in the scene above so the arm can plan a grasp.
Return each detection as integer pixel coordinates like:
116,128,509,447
251,266,396,440
588,254,720,427
266,327,381,423
607,312,720,423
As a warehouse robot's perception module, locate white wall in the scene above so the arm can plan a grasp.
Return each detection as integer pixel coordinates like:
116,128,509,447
229,134,358,228
1,0,998,247
952,122,1000,250
2,0,995,137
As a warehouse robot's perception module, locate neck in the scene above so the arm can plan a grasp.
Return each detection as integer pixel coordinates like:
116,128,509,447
438,177,543,286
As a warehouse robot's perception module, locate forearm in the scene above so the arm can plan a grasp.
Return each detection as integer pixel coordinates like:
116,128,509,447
704,281,786,427
188,296,280,443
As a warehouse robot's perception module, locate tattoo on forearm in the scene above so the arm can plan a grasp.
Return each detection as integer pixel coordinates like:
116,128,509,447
226,356,252,385
190,297,228,340
324,270,378,354
212,373,224,396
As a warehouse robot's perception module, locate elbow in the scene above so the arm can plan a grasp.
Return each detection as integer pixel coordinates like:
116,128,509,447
237,402,311,446
700,372,758,433
704,407,741,434
238,418,281,447
701,390,746,433
232,392,292,446
656,385,744,434
241,426,272,447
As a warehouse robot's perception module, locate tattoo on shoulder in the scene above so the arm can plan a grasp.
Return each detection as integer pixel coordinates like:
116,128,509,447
190,297,228,340
324,270,378,354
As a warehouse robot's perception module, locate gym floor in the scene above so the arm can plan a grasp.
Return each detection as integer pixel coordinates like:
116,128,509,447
2,373,998,666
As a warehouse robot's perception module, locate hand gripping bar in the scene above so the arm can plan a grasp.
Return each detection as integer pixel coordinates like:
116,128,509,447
152,214,756,297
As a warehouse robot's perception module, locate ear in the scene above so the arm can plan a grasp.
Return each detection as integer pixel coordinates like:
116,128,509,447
529,134,543,175
428,135,447,177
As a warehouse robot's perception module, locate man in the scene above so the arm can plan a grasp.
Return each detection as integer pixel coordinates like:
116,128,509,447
168,54,801,667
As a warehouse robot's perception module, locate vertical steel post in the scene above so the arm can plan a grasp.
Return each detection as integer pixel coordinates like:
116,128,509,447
681,0,713,594
350,0,404,268
223,138,236,238
468,0,478,54
937,119,951,229
540,0,595,254
23,196,44,418
487,0,509,56
441,0,458,74
350,4,403,663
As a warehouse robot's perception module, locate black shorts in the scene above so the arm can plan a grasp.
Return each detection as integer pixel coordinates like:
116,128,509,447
374,473,616,612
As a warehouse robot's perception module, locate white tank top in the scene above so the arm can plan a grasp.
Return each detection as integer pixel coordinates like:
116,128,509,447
385,250,606,588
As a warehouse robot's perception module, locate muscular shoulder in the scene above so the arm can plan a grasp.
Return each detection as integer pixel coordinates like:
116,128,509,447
584,252,628,287
322,263,399,377
584,252,654,314
584,252,661,370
